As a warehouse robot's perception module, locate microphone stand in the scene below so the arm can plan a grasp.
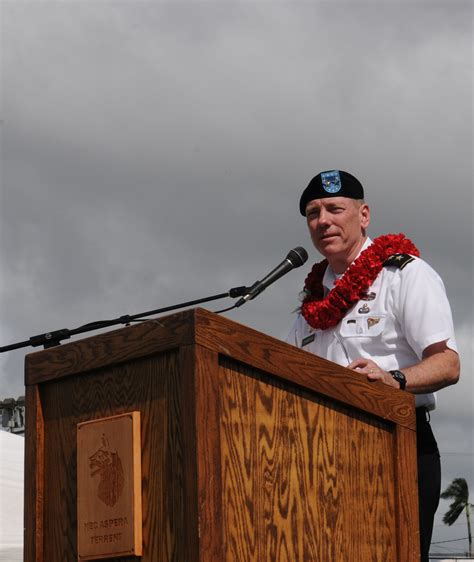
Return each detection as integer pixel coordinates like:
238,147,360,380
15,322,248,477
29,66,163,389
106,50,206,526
0,286,249,352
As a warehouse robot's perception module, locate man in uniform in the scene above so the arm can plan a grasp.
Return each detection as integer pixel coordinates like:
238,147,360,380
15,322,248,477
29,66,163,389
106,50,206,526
287,170,460,562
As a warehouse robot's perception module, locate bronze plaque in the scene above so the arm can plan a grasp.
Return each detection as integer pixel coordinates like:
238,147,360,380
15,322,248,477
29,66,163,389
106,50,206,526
77,412,142,560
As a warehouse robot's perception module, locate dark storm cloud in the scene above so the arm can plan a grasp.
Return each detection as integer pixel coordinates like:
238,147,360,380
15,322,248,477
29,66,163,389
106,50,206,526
1,0,471,351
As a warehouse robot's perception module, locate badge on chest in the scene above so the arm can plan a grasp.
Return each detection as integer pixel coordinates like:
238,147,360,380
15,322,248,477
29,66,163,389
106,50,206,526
302,333,316,347
340,316,385,336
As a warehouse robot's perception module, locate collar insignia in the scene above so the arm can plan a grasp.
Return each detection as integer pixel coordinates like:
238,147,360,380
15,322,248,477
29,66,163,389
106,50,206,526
383,253,415,270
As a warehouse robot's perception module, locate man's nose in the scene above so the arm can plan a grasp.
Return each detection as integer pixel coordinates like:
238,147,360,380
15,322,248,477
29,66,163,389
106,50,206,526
317,208,330,226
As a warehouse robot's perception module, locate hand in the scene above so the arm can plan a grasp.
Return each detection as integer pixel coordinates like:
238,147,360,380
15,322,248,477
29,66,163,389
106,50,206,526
348,358,399,388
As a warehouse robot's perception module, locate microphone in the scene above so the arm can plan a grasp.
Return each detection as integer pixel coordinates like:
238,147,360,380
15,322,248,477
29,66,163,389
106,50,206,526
235,247,308,307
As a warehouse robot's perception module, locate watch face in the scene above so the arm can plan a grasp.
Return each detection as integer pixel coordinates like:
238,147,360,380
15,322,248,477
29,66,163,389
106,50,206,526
391,370,406,389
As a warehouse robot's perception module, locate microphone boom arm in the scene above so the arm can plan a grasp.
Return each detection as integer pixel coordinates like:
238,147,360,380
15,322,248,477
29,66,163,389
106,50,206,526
0,285,250,352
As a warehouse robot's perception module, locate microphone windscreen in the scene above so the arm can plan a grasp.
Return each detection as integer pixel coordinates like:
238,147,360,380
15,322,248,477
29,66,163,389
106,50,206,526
286,247,308,267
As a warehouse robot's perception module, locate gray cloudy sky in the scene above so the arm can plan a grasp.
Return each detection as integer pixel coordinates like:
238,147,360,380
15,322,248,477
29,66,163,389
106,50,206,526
1,1,472,555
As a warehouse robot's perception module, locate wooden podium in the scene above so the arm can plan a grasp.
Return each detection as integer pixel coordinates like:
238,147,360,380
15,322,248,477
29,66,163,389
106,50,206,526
24,308,420,561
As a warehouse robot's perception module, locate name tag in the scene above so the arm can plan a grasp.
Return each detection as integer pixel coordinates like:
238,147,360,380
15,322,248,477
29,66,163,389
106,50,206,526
301,334,316,347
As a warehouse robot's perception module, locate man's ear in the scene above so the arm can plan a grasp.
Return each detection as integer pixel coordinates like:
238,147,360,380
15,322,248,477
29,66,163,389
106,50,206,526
359,203,370,229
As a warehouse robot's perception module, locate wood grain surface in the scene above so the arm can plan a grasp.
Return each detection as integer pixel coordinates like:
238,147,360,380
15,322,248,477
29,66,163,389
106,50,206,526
24,385,44,561
37,350,187,561
193,345,225,561
25,311,196,386
393,426,421,562
216,356,397,562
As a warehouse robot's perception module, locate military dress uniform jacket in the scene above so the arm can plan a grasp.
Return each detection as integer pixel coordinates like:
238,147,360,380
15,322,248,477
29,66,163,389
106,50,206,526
286,238,458,410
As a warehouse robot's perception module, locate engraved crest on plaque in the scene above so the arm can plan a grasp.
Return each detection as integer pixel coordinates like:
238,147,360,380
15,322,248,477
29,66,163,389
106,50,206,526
77,411,142,560
89,434,125,508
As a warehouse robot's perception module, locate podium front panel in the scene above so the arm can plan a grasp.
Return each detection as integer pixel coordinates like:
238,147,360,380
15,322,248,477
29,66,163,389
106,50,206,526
193,354,400,562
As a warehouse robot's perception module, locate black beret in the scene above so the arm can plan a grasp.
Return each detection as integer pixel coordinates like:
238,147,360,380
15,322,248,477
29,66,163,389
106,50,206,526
299,170,364,216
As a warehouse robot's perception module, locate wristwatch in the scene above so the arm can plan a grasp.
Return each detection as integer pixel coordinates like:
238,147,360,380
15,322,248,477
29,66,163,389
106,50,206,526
389,370,407,390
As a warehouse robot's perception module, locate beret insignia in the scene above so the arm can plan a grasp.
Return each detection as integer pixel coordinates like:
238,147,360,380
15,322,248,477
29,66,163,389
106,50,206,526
321,170,342,193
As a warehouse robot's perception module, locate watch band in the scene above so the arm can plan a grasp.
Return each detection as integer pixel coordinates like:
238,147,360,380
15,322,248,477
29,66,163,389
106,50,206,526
389,370,407,390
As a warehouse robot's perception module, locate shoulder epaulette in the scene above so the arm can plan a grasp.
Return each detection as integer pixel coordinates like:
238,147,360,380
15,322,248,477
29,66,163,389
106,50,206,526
383,253,416,270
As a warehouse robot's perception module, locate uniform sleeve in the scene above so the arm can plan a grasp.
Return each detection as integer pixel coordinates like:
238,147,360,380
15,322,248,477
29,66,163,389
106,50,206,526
392,259,458,359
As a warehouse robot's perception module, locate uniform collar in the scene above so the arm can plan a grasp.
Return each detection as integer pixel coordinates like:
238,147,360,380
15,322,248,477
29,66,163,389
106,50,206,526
323,237,372,291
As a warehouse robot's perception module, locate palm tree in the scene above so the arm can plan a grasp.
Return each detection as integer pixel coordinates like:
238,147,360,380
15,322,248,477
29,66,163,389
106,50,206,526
441,477,473,557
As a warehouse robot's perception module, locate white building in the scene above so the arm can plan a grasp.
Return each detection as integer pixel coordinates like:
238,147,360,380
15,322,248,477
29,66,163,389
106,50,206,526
0,431,23,561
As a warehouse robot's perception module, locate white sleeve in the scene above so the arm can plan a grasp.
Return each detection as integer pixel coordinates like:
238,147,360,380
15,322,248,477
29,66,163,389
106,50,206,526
393,259,458,358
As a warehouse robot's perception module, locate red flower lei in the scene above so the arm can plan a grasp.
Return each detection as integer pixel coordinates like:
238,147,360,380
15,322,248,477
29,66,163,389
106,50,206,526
301,234,420,330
